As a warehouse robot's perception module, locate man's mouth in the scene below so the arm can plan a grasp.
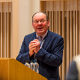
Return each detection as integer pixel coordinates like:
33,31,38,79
38,28,42,29
37,27,43,29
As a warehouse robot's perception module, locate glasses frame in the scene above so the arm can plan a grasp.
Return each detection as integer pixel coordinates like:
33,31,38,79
33,19,47,24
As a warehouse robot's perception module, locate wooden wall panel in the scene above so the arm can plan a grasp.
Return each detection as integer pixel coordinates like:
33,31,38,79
0,2,12,58
70,11,73,62
79,11,80,55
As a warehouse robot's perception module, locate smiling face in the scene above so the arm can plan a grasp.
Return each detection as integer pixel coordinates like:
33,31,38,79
32,12,50,36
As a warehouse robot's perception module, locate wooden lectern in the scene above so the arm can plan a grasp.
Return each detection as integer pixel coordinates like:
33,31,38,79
0,58,47,80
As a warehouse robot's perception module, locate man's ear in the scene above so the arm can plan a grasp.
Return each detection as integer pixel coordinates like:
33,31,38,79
32,22,34,27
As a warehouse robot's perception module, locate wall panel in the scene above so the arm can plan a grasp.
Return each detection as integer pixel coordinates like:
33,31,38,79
0,2,12,58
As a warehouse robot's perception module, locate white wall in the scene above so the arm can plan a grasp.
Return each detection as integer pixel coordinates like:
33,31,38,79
18,0,40,51
32,0,40,14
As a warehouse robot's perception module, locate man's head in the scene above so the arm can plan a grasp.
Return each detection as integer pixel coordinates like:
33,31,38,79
32,12,50,36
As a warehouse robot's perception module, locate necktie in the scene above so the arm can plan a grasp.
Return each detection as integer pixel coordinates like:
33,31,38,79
38,36,42,45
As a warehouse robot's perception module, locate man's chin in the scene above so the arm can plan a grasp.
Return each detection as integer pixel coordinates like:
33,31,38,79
36,32,44,36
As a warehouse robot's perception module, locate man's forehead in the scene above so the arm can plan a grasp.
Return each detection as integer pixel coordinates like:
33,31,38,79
33,13,46,19
35,12,45,16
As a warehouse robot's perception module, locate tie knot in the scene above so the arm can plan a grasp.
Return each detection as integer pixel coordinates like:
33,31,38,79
38,36,42,41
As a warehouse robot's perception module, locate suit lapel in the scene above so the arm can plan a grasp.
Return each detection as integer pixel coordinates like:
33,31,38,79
30,32,36,41
42,31,51,49
31,31,52,50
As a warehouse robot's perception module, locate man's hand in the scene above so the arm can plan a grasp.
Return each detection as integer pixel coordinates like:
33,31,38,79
29,39,40,57
33,39,40,54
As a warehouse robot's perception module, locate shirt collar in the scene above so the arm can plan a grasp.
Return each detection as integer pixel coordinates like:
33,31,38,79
36,30,48,40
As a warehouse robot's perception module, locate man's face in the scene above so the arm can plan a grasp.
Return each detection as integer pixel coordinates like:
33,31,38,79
32,13,50,36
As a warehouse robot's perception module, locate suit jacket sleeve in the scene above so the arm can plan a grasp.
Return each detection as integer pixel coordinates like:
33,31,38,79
35,35,64,67
16,36,30,64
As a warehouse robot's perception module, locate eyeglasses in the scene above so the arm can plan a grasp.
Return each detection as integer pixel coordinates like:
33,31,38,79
33,19,47,24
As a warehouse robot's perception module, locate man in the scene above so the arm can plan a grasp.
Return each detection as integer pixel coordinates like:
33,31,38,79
16,12,64,80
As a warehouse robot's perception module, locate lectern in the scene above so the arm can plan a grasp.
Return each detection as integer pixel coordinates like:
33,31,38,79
0,58,47,80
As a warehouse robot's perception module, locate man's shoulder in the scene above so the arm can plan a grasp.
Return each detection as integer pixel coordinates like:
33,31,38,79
49,31,63,39
23,32,36,41
24,32,35,38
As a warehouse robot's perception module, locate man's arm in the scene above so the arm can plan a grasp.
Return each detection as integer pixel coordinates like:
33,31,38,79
16,37,40,64
35,37,64,67
16,37,30,64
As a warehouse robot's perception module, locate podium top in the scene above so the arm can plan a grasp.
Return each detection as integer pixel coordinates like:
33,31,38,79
0,58,47,80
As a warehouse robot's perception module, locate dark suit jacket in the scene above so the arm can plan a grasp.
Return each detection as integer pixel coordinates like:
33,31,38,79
16,30,64,80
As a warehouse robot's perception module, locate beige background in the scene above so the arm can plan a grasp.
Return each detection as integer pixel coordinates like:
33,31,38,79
19,0,40,49
11,0,40,58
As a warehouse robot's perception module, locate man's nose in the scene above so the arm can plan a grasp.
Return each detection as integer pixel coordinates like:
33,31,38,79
38,21,42,24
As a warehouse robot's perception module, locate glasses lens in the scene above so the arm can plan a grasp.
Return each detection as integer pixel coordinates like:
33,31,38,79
33,20,46,24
